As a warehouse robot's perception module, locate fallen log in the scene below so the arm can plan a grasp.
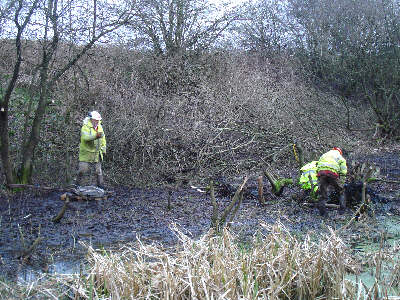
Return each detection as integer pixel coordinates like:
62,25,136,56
8,183,66,192
8,184,114,196
60,192,108,201
303,203,340,209
8,184,112,202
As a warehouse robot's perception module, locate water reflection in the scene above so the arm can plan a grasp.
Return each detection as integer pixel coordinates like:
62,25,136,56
17,260,83,284
347,216,400,296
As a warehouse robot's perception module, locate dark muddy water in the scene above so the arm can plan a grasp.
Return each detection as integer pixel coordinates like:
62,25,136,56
1,151,400,283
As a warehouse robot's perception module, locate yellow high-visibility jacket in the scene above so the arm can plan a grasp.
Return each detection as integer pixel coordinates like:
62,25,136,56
299,161,318,192
79,117,106,163
317,150,347,176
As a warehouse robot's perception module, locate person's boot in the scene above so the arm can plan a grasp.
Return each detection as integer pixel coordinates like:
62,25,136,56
97,174,106,190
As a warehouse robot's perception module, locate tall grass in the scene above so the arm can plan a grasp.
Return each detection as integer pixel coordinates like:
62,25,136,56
76,223,359,299
3,223,400,299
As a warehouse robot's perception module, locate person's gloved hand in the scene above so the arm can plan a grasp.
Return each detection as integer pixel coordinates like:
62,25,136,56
96,132,103,139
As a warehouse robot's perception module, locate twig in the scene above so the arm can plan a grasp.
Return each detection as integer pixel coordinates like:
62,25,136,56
18,224,42,258
227,190,244,226
361,181,366,204
167,190,172,210
18,224,26,249
257,175,265,205
21,237,42,258
336,204,364,233
272,142,295,162
210,182,218,230
210,177,248,232
219,177,248,225
263,169,276,189
52,199,70,223
203,135,256,157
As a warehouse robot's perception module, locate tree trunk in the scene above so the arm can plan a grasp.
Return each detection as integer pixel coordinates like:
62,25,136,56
0,0,41,185
0,12,26,185
0,109,14,184
20,94,49,183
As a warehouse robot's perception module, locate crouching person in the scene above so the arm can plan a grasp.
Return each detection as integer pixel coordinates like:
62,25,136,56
316,147,347,216
75,111,107,189
298,160,319,200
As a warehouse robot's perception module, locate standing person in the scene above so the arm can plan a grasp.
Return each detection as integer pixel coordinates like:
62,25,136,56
316,147,347,216
75,111,107,188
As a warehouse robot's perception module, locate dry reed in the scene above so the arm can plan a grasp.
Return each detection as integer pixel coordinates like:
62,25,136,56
75,223,361,299
3,222,400,299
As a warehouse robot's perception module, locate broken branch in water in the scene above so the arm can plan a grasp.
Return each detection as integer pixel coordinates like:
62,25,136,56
17,224,42,259
21,236,42,258
257,175,265,205
52,199,70,223
303,203,340,209
210,177,248,232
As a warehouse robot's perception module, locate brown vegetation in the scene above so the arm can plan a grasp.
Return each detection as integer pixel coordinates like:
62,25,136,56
1,1,400,299
0,43,374,188
2,223,400,299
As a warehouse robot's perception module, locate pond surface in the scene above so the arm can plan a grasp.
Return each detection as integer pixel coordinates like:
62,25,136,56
1,151,400,288
347,216,400,297
17,259,83,284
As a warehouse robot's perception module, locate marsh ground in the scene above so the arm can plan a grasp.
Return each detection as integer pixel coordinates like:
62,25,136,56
1,149,400,282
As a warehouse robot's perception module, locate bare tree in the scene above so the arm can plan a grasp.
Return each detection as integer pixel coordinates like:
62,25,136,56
288,0,400,137
0,0,40,185
0,0,134,185
235,0,290,55
127,0,238,56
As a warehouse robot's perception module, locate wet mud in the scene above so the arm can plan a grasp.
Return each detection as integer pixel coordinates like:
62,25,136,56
1,151,400,282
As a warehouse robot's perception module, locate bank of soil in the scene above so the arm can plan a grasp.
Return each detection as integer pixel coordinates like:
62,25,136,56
1,151,400,282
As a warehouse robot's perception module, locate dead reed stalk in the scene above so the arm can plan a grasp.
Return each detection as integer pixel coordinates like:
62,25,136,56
76,223,360,299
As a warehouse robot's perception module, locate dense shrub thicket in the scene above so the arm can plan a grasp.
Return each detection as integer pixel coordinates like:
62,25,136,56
3,0,399,187
0,41,374,187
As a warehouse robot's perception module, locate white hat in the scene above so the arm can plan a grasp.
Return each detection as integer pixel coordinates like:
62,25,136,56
89,111,102,120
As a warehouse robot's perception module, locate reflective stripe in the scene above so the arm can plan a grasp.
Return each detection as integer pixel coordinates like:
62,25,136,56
317,150,347,176
82,132,93,139
318,162,337,169
299,173,317,190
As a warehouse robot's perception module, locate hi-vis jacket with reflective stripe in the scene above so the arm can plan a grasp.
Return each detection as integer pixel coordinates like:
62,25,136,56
79,117,106,163
316,150,347,176
299,161,318,191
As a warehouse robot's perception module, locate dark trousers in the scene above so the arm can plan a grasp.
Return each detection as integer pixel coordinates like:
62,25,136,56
317,174,345,215
76,161,103,186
